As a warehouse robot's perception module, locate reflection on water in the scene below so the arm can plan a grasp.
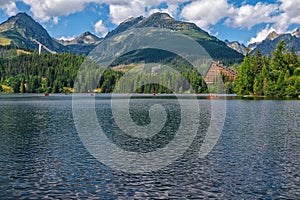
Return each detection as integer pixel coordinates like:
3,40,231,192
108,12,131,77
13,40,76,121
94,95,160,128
0,95,299,199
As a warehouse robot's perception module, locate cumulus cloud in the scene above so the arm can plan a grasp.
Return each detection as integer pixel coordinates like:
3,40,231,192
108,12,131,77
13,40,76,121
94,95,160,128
225,2,279,29
181,1,280,31
23,0,97,23
59,36,75,41
274,0,300,31
247,0,300,44
181,0,233,30
248,25,276,45
109,1,145,25
147,3,179,18
280,0,300,20
1,0,187,25
108,0,186,25
94,19,108,37
179,0,300,44
0,0,18,16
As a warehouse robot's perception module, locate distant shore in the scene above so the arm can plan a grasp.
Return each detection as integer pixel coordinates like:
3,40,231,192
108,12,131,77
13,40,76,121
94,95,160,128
1,93,299,100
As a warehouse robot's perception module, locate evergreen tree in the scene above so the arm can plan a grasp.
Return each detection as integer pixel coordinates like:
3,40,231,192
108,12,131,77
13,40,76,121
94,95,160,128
235,40,300,97
235,52,254,95
253,49,264,74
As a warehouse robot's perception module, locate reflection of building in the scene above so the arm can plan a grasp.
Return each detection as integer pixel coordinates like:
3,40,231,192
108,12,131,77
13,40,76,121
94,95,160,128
204,62,237,84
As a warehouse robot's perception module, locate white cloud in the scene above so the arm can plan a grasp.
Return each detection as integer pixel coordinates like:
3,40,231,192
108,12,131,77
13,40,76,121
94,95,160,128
94,19,108,37
22,0,97,23
180,0,298,33
181,0,233,30
225,2,279,29
1,0,186,26
248,25,276,45
107,0,187,25
109,1,145,25
0,0,18,16
147,3,179,18
274,0,300,31
246,0,300,44
179,0,300,44
59,36,75,41
280,0,300,20
7,0,293,32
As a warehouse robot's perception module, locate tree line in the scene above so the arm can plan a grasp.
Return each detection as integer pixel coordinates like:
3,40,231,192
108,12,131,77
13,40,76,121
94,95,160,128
0,50,208,94
0,51,85,93
235,41,300,98
3,41,299,96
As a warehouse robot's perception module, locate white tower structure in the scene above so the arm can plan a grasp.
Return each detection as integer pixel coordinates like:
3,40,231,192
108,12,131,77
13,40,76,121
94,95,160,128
32,39,57,55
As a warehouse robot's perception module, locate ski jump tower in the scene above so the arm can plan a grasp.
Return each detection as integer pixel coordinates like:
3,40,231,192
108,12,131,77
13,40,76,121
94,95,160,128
32,39,57,55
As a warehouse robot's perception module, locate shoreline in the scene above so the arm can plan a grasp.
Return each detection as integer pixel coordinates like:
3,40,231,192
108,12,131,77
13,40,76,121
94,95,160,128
0,93,299,100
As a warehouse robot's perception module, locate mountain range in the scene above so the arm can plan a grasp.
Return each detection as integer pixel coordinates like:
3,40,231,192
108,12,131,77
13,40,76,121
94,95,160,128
106,12,245,64
225,29,300,55
1,12,299,63
0,13,103,55
0,12,243,64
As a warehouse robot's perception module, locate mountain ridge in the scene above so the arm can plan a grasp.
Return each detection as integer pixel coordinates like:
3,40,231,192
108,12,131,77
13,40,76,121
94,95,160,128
225,28,300,56
106,13,212,40
249,30,300,55
0,12,243,63
58,31,102,45
0,12,63,51
292,28,300,37
104,12,244,64
0,13,102,55
225,40,247,55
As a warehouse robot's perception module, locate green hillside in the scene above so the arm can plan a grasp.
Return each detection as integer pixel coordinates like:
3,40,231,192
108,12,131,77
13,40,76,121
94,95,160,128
106,13,244,65
0,51,208,94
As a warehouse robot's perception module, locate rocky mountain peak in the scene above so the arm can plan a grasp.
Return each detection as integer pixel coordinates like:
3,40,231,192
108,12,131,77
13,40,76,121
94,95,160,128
225,40,247,55
292,28,300,38
0,12,61,51
266,31,280,41
74,31,101,44
148,12,173,20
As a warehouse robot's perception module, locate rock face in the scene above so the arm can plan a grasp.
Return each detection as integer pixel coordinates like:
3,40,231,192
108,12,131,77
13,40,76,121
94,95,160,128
57,31,103,55
59,32,102,45
292,28,300,38
225,40,247,55
105,16,144,38
266,31,280,41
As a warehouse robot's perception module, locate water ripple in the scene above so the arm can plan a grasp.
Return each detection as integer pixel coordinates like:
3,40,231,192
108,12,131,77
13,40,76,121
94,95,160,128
0,96,299,199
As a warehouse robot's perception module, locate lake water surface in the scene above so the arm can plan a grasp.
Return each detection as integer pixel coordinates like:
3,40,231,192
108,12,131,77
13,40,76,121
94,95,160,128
0,94,299,199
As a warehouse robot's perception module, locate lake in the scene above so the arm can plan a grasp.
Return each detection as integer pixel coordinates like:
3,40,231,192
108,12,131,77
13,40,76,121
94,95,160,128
0,94,299,199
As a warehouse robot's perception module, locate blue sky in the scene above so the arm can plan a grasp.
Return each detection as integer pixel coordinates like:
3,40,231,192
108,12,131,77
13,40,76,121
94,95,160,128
0,0,299,45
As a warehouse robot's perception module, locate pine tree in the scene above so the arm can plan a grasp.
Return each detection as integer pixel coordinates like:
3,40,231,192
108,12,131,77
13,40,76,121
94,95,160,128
253,49,264,74
235,52,254,95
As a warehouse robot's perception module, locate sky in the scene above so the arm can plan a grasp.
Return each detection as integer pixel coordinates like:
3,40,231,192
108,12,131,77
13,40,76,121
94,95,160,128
0,0,299,45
